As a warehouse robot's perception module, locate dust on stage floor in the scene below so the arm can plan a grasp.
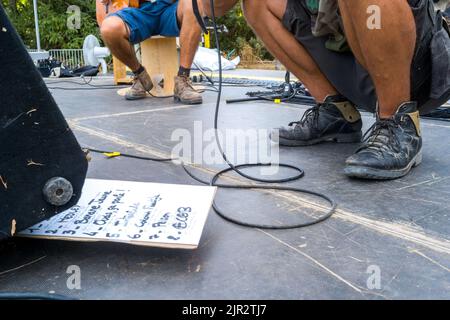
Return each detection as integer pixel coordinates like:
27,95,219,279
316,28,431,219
1,71,449,299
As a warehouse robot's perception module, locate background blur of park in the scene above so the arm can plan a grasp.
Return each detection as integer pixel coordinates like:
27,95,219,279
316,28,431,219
1,0,274,67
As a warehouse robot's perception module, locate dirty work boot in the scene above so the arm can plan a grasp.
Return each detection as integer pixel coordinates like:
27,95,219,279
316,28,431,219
344,102,422,180
125,67,154,101
174,75,203,105
272,94,362,146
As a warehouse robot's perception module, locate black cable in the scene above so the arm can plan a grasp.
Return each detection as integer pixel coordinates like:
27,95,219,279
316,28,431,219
46,76,127,91
46,81,176,97
47,86,120,91
44,79,92,85
175,0,336,228
45,66,138,91
251,90,298,103
202,81,271,89
199,89,220,93
80,75,123,89
208,4,298,183
88,148,173,162
86,0,336,229
0,292,74,300
46,77,177,98
82,0,337,229
182,165,335,229
203,78,282,88
191,61,216,88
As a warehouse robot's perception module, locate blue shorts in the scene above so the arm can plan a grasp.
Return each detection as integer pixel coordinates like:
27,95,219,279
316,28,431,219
110,0,180,44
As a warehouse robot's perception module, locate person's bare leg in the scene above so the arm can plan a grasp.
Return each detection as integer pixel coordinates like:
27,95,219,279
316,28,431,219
341,0,423,180
338,0,416,118
173,0,203,104
243,0,338,102
101,16,153,100
177,0,202,70
100,16,141,72
241,0,362,146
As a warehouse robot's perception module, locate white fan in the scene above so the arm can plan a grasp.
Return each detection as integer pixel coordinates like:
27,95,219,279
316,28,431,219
83,35,110,75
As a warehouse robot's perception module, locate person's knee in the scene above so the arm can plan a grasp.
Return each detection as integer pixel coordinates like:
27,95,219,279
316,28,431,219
242,0,265,26
100,17,127,42
243,0,285,26
178,0,202,34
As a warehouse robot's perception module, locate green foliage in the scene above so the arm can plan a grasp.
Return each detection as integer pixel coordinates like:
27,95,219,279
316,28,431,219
1,0,271,60
1,0,100,49
217,5,273,60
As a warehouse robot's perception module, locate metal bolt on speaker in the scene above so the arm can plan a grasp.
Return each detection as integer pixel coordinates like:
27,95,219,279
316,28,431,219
43,177,74,207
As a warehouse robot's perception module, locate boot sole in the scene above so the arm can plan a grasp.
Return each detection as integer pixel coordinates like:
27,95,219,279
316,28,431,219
125,95,147,101
277,132,362,147
174,96,203,105
125,85,154,101
344,149,423,180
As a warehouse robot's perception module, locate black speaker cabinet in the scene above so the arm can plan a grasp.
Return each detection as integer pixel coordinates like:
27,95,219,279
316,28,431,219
0,4,88,240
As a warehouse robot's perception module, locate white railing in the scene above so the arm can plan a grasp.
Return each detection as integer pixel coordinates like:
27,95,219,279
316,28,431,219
48,49,85,69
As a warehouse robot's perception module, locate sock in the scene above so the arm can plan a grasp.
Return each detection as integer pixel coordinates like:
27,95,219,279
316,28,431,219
178,66,191,77
133,65,145,75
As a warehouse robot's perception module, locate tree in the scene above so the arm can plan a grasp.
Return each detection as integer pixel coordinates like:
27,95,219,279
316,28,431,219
217,5,272,60
1,0,100,49
0,0,271,61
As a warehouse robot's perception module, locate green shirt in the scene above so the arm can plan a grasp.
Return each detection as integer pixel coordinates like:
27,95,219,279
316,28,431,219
306,0,349,52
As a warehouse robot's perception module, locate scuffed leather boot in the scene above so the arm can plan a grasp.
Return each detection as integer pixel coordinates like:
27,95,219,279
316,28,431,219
174,75,203,105
344,102,423,180
272,94,363,146
125,67,154,101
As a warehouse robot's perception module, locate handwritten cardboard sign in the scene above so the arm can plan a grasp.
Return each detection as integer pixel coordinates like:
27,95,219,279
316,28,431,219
19,179,216,249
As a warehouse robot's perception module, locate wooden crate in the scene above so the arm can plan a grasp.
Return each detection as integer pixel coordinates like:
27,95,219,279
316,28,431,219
113,36,179,97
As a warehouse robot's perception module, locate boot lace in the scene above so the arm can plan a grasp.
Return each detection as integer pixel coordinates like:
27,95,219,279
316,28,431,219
179,75,198,92
358,119,401,154
289,104,321,127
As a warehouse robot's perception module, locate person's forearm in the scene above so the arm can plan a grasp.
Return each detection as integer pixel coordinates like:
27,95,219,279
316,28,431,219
200,0,239,17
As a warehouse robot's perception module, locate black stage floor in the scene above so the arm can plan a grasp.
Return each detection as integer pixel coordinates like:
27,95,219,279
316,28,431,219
1,71,449,299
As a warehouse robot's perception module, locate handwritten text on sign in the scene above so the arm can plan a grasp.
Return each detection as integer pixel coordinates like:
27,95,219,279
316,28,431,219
19,179,216,249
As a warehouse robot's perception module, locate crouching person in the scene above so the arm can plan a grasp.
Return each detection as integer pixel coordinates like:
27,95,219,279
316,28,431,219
200,0,450,180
